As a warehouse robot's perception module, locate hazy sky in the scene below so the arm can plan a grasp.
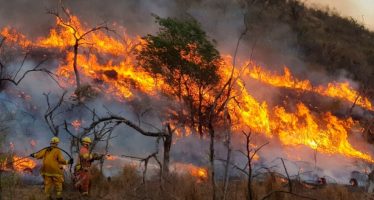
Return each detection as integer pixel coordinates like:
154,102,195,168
306,0,374,30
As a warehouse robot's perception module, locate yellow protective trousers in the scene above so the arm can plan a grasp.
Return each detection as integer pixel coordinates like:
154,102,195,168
43,175,64,198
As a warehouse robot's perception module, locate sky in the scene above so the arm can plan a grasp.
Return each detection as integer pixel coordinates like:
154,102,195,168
306,0,374,30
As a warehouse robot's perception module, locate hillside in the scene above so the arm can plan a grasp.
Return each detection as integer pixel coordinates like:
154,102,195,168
242,0,374,97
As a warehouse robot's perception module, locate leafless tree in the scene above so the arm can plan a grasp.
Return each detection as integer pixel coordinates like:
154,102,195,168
222,9,250,199
237,131,269,200
47,4,113,90
43,91,67,136
122,149,162,186
61,107,174,176
0,37,58,91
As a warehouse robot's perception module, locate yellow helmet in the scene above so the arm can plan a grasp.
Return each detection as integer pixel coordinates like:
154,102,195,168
50,137,60,144
82,137,92,144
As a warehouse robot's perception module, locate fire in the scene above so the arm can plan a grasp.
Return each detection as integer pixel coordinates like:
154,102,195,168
1,155,37,173
0,27,31,48
106,155,120,161
12,156,37,172
174,163,208,181
57,52,158,99
71,119,82,130
245,65,373,111
1,14,374,163
229,72,373,162
272,103,372,161
191,167,208,180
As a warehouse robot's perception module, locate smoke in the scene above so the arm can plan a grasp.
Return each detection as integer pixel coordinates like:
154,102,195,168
0,0,373,183
305,0,374,31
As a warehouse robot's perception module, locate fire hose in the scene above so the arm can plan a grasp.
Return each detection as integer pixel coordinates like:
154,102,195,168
32,146,74,177
4,146,74,176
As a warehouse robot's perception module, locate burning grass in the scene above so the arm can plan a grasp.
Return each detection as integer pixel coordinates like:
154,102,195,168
245,65,373,111
0,154,37,173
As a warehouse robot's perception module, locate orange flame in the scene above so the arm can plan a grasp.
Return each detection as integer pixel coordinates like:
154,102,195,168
1,14,373,163
1,155,37,173
71,119,82,130
191,167,208,180
174,163,208,181
1,27,32,48
245,65,373,111
12,155,37,172
106,155,120,161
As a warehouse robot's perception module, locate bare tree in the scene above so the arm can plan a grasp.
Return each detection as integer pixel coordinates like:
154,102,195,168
43,91,67,136
222,9,251,199
61,108,174,176
0,37,57,91
48,5,112,90
237,131,269,200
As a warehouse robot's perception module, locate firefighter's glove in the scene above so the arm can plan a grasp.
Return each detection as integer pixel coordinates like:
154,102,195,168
29,153,35,158
69,158,74,164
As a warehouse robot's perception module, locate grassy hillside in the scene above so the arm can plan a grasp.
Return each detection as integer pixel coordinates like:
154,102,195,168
241,0,374,97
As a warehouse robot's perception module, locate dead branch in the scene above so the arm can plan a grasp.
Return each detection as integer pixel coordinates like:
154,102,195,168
346,93,360,117
281,158,292,193
47,4,114,90
218,130,269,200
250,141,269,161
0,36,60,88
223,11,249,197
222,107,232,200
122,151,161,185
82,115,167,137
0,57,61,89
68,107,173,174
44,91,67,136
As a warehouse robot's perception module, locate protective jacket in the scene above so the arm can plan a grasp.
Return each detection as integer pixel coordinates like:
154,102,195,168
79,146,93,169
74,146,98,195
34,147,68,177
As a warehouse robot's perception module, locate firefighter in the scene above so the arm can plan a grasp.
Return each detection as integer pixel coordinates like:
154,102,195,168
74,137,103,196
30,137,73,200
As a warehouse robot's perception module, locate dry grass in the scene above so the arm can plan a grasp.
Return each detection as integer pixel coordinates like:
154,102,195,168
1,165,373,200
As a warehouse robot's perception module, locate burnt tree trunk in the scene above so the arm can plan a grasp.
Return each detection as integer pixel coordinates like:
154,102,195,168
246,133,253,200
209,122,217,200
73,41,80,89
223,111,232,200
198,86,203,137
346,94,360,117
163,125,173,175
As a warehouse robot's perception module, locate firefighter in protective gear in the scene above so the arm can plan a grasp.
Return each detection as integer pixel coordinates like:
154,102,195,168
74,137,103,196
30,137,73,200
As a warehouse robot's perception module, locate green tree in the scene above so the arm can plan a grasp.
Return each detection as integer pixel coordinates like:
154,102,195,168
137,16,222,136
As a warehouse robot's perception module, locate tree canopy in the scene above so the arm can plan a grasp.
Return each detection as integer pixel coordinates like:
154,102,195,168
137,16,222,90
137,16,224,136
